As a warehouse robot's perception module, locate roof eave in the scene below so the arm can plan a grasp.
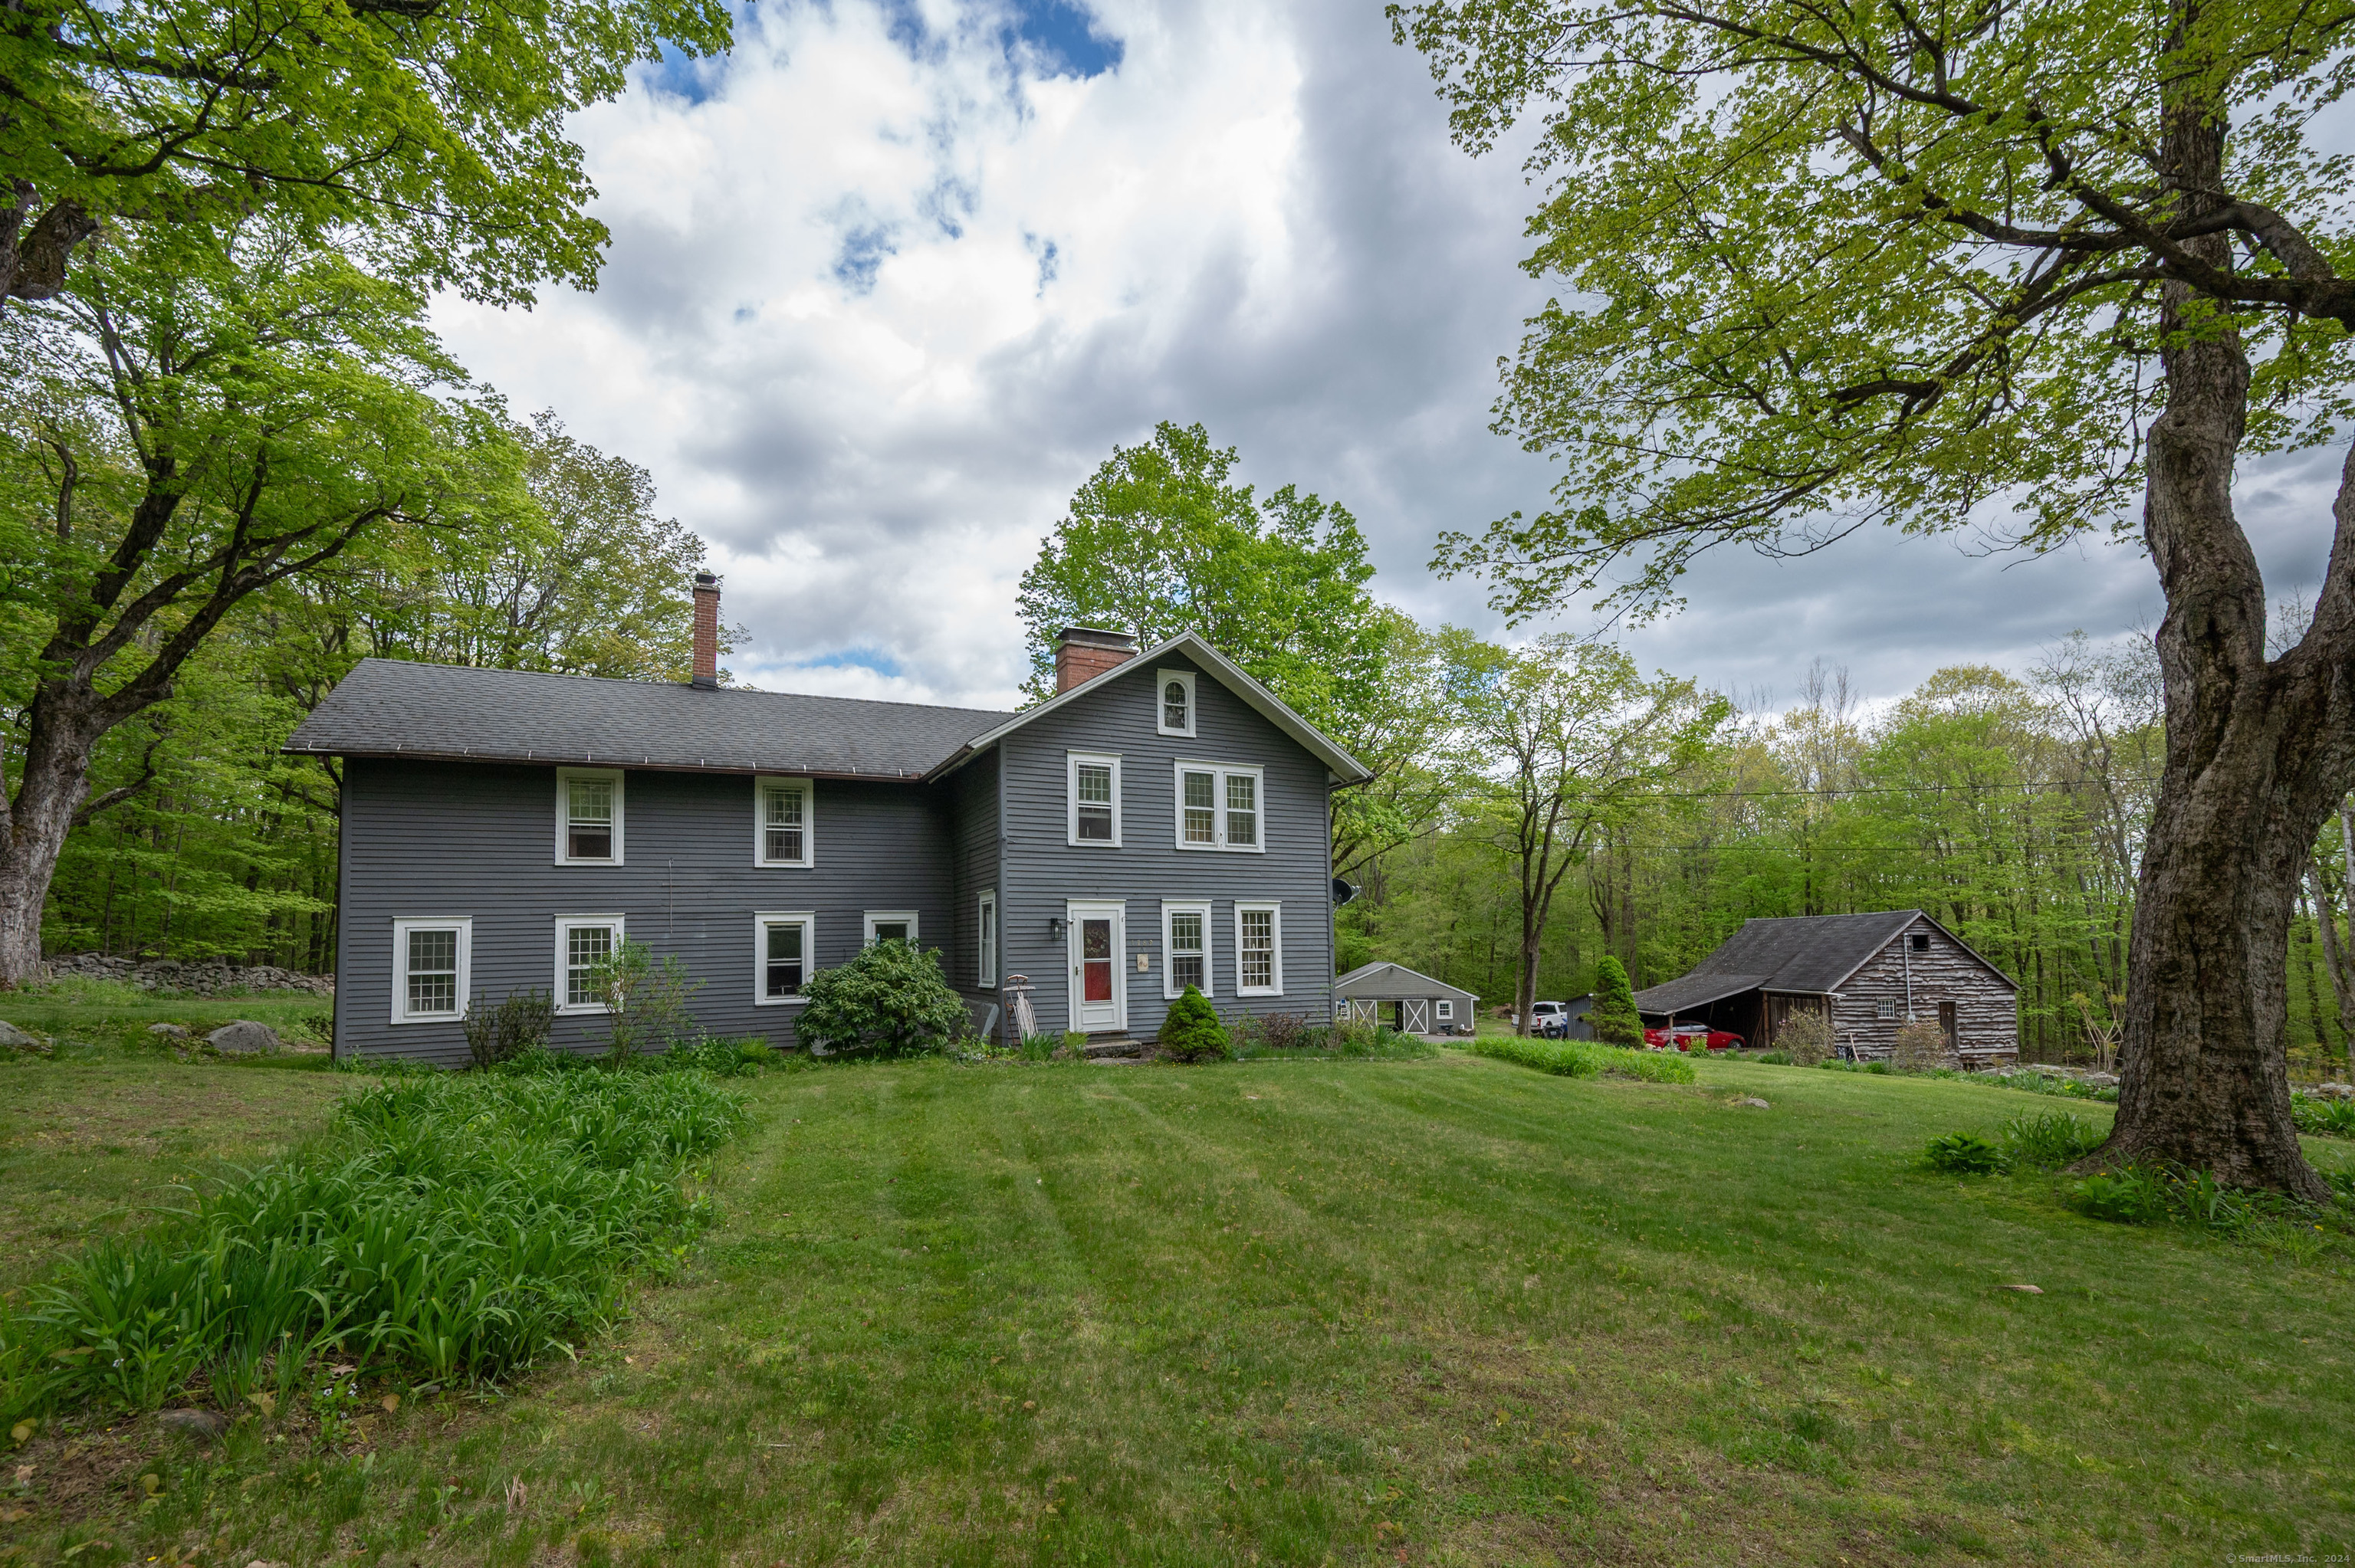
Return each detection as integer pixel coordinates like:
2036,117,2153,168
279,743,946,784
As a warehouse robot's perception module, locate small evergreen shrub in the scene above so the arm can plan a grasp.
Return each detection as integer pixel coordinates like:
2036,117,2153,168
465,988,554,1069
795,940,971,1057
1777,1007,1834,1067
1158,986,1230,1062
1586,956,1644,1047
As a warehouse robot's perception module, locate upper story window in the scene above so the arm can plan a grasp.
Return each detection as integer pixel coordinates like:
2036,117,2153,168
755,776,814,867
1172,762,1264,852
1910,931,1930,952
557,768,624,864
755,912,813,1005
1157,669,1197,737
1068,751,1122,846
555,914,623,1014
391,917,471,1025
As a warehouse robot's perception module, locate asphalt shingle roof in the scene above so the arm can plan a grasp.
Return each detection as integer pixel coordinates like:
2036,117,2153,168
1631,910,1992,1013
285,658,1013,779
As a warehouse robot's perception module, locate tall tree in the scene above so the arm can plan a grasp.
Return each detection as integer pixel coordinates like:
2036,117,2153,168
1394,0,2355,1196
1446,632,1726,1035
0,218,511,985
0,0,728,310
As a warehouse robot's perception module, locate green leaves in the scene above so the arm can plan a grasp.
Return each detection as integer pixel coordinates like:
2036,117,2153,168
795,941,973,1059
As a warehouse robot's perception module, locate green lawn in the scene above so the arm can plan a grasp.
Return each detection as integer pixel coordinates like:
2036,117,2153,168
5,1049,2354,1566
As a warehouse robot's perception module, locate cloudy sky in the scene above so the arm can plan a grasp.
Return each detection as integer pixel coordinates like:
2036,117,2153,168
434,0,2349,715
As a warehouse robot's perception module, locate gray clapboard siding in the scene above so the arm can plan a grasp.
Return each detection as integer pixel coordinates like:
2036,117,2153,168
995,656,1336,1038
946,747,1001,992
334,758,954,1065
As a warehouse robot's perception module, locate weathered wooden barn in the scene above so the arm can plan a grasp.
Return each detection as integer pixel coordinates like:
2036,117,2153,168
1630,910,2019,1066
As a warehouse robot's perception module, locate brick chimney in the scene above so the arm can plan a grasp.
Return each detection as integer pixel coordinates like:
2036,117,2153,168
1054,625,1138,691
691,572,721,689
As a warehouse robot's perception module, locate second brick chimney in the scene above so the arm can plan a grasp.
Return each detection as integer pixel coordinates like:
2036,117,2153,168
1054,625,1138,691
691,572,721,689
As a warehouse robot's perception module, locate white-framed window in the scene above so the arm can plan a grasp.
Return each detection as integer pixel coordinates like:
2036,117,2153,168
1172,762,1265,852
390,917,471,1025
754,912,814,1005
978,891,997,987
1436,999,1454,1022
865,910,918,946
554,914,625,1014
1235,902,1283,995
1162,900,1211,999
1068,751,1122,847
1156,669,1197,737
556,768,624,864
754,776,814,868
1877,997,1897,1020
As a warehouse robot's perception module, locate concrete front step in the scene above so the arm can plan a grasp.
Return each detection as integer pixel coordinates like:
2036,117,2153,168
1082,1037,1147,1060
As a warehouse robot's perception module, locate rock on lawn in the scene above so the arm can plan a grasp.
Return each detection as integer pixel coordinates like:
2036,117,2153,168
206,1020,282,1055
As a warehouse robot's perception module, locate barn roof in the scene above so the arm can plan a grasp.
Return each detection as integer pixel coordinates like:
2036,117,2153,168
1334,961,1478,1001
1631,910,2017,1015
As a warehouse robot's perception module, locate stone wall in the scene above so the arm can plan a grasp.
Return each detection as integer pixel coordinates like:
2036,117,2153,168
41,952,334,996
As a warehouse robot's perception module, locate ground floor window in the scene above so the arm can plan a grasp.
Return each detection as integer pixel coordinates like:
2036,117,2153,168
1235,902,1282,995
556,914,624,1013
1163,900,1210,997
755,912,814,1003
391,917,471,1024
865,910,918,946
978,891,997,987
1436,999,1453,1022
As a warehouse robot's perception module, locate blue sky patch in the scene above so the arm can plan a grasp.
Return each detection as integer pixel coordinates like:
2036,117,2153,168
833,224,898,294
802,648,905,679
1007,0,1122,77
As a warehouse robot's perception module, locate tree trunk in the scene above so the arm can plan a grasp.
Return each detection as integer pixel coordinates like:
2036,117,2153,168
2092,99,2353,1197
0,687,106,986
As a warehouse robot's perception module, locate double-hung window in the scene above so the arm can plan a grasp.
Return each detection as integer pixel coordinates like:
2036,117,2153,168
754,913,814,1004
555,914,624,1014
390,917,471,1025
1157,669,1196,736
865,911,918,946
1068,752,1122,846
754,777,814,867
557,769,624,864
1436,999,1454,1023
978,891,997,987
1162,900,1210,999
1172,762,1264,852
1235,903,1282,996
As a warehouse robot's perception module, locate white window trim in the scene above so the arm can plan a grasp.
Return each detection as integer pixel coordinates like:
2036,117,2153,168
977,890,997,987
1877,997,1897,1019
1436,999,1454,1022
752,776,816,868
753,910,816,1007
389,917,472,1025
553,914,626,1015
1171,760,1266,853
555,767,626,866
1155,668,1197,737
1161,899,1213,1000
1066,750,1123,848
864,910,919,946
1234,901,1283,996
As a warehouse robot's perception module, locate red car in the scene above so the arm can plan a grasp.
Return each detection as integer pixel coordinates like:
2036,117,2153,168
1644,1023,1745,1052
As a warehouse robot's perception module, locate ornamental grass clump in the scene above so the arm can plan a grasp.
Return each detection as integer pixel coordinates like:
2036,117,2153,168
0,1068,746,1422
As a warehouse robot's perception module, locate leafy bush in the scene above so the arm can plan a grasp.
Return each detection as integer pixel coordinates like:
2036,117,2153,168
0,1068,747,1421
1586,956,1644,1047
1777,1007,1834,1067
1158,986,1230,1062
1472,1035,1696,1083
465,987,553,1069
2001,1110,2106,1170
1924,1132,2004,1174
590,942,704,1064
1890,1019,1948,1072
794,940,971,1058
1258,1011,1312,1050
2292,1094,2355,1138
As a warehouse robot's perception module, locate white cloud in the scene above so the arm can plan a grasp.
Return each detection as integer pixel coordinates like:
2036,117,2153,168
433,0,2348,715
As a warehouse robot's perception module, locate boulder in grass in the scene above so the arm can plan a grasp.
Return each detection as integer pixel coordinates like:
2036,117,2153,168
205,1019,281,1055
0,1019,42,1051
157,1408,228,1440
148,1022,190,1038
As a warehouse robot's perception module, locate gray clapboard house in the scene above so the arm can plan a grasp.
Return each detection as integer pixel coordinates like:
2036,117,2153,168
288,587,1370,1066
1630,910,2020,1066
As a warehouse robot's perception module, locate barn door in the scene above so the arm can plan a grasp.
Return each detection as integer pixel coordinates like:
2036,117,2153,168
1403,998,1430,1034
1938,1001,1958,1056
